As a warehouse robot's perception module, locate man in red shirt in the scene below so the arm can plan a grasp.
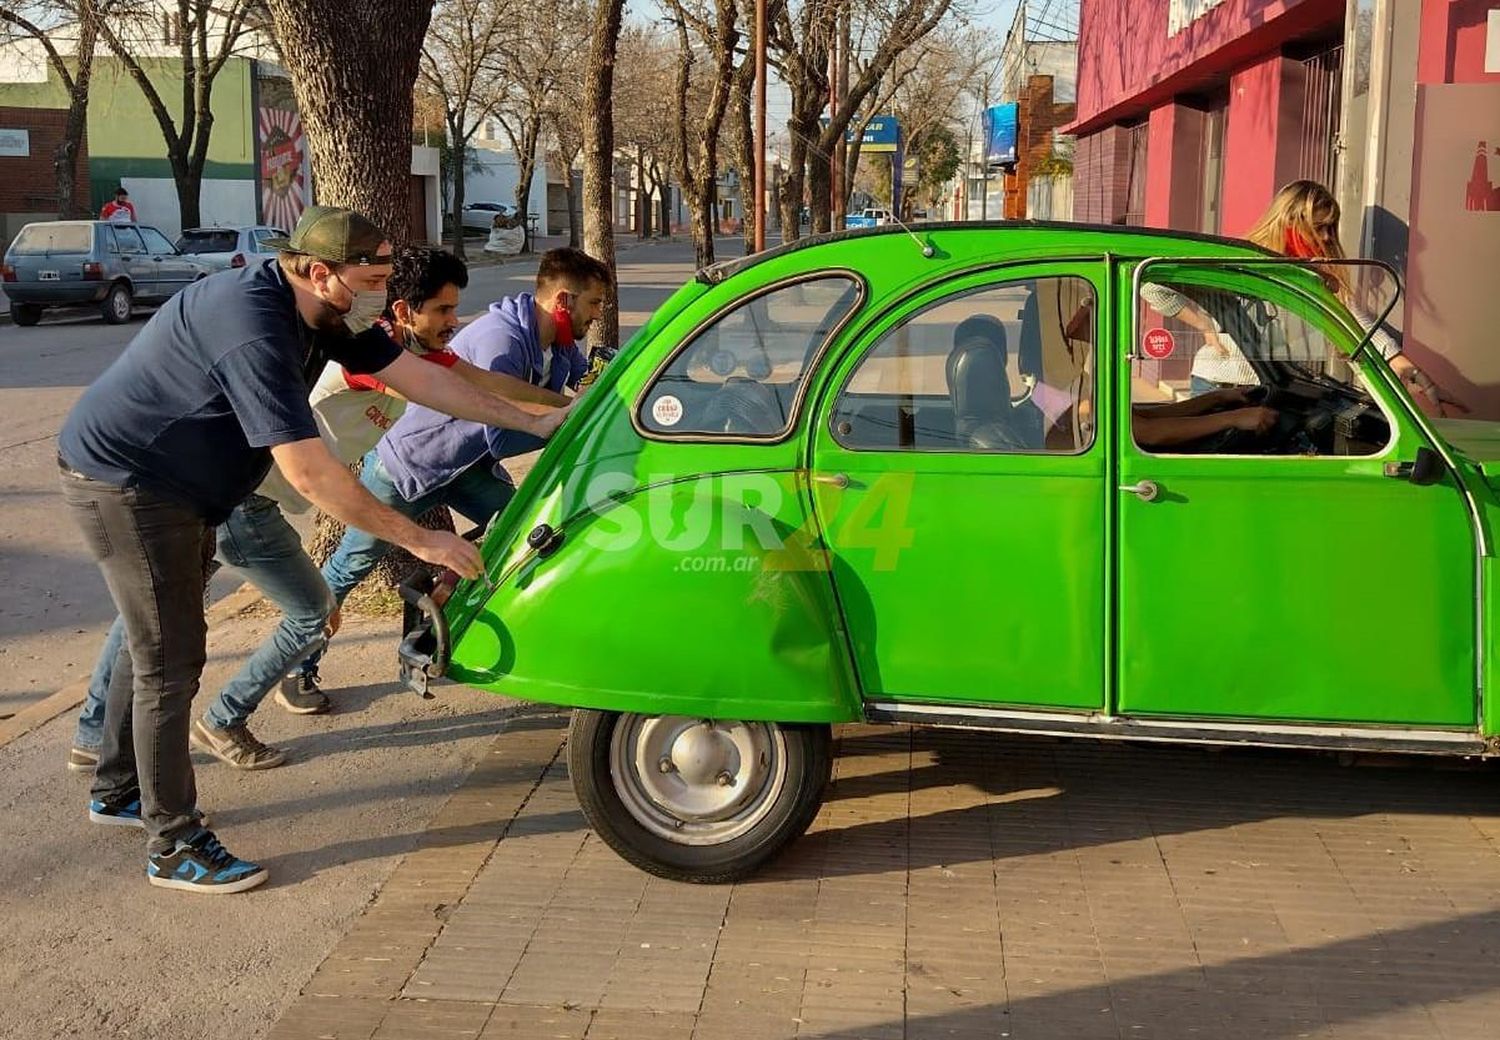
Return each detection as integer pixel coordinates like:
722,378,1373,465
99,187,137,223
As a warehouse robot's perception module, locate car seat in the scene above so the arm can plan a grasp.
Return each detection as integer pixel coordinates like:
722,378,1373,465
945,315,1044,451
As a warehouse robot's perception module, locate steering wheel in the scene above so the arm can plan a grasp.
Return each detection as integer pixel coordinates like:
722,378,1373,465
701,377,784,435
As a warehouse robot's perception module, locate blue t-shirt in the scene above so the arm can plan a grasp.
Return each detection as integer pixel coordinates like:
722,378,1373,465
58,259,401,522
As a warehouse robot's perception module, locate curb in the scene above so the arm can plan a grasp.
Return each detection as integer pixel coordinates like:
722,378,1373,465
0,581,265,751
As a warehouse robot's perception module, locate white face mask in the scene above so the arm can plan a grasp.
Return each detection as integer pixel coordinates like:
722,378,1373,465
332,274,387,334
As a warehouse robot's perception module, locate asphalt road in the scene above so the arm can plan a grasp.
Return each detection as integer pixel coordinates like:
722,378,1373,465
0,235,723,722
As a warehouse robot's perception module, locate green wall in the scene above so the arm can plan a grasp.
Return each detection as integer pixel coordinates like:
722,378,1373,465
0,54,255,211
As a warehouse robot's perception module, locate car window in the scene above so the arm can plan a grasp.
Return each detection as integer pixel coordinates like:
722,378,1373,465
833,276,1097,453
177,230,239,253
1130,274,1391,457
138,227,177,255
10,224,93,255
112,226,146,254
638,276,861,438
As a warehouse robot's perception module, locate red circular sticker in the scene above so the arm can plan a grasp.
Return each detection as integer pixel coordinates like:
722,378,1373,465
1142,328,1175,360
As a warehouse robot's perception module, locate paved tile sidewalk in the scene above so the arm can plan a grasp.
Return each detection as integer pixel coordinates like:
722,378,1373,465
269,721,1500,1040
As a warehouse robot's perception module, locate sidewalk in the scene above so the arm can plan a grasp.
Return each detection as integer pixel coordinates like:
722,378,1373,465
267,719,1500,1040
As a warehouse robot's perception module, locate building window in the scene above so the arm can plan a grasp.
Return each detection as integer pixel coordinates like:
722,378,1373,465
1298,44,1344,188
1123,121,1149,226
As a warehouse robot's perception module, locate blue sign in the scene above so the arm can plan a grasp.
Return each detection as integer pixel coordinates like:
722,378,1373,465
851,116,900,153
983,103,1019,167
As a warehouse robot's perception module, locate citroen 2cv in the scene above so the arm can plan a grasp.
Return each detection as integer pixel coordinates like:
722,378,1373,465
398,223,1500,883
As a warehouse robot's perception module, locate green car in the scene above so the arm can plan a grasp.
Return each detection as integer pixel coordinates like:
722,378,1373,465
398,223,1500,883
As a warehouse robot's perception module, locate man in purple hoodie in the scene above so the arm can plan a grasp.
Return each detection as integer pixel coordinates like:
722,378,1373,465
289,247,611,699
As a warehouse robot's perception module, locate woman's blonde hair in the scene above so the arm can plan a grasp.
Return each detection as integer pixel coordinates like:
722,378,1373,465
1244,179,1344,259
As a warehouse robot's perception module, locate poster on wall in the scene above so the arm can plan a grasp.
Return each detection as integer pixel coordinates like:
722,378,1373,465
1408,84,1500,418
255,74,311,232
983,103,1018,168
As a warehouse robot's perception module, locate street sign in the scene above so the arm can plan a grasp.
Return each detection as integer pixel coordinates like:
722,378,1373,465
983,104,1018,167
0,129,30,158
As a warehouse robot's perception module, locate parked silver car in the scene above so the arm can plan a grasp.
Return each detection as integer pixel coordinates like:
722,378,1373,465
175,224,287,272
2,220,210,326
460,201,519,233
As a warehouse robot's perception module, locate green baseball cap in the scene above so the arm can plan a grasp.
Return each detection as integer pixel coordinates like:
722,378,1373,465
263,205,391,266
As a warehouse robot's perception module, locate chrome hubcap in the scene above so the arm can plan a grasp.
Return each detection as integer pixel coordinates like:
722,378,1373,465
609,715,786,846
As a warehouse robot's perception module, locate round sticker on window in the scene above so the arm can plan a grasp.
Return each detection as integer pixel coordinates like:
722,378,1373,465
1142,327,1175,360
651,394,684,427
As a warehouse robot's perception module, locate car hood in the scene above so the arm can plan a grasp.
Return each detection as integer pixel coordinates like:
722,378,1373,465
1434,418,1500,478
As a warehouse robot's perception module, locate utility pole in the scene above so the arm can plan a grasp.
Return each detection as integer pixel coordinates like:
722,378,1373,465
754,0,767,251
980,80,990,221
829,21,842,226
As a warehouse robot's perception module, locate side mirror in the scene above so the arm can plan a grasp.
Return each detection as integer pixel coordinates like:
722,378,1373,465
1384,445,1445,485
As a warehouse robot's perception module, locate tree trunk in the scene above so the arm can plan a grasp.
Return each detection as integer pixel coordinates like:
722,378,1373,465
566,166,581,247
265,0,433,244
265,0,445,611
52,9,96,219
583,0,625,349
807,146,832,234
449,122,468,260
176,165,203,230
511,114,543,238
778,135,805,244
732,61,756,253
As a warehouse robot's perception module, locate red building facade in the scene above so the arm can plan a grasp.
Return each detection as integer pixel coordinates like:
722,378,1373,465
1069,0,1500,417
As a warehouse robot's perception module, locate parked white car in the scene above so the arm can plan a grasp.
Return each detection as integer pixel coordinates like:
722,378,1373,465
175,225,287,272
461,201,519,233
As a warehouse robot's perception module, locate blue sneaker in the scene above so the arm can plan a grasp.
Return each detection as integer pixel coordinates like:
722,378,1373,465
88,797,143,828
89,799,210,830
147,831,267,894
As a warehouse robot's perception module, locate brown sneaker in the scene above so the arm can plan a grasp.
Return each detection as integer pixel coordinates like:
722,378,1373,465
189,718,287,770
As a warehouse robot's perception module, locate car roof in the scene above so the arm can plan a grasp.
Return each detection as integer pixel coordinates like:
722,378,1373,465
698,220,1277,285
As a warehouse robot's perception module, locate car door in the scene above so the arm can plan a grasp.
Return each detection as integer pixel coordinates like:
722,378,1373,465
1115,259,1476,727
809,263,1107,711
138,225,193,295
109,225,156,296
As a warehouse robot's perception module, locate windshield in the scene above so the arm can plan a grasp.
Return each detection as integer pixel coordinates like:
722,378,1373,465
176,230,239,253
10,224,93,255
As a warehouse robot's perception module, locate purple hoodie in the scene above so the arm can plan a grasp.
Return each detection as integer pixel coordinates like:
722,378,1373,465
377,292,588,501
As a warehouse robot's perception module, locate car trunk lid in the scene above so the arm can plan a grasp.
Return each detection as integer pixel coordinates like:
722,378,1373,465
7,223,96,284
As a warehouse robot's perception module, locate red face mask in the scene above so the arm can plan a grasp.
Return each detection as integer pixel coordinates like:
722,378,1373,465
551,293,575,348
1283,227,1320,259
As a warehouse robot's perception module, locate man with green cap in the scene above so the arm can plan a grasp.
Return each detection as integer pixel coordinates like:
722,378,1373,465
57,206,567,894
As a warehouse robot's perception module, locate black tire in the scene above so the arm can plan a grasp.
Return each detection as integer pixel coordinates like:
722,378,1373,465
568,709,831,883
11,303,42,327
101,282,132,324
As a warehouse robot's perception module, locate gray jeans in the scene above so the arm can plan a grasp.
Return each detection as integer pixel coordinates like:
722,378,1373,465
60,465,214,853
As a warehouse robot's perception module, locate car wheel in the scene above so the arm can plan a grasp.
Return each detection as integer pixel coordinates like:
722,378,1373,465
11,303,42,327
101,283,132,324
568,709,832,883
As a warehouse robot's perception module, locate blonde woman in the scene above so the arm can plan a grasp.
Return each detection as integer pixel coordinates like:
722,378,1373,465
1247,179,1452,404
1142,180,1453,410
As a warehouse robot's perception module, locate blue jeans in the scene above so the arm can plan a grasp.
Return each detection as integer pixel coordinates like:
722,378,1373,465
301,446,531,675
76,494,334,737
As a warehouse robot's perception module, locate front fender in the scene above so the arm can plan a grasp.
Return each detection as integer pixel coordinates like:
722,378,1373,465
445,470,862,723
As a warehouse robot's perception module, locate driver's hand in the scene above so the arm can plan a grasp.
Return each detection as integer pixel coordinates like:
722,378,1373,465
1204,386,1251,409
1231,406,1278,435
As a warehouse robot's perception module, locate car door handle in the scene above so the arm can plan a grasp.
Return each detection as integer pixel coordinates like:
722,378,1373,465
812,472,850,488
1119,480,1161,502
